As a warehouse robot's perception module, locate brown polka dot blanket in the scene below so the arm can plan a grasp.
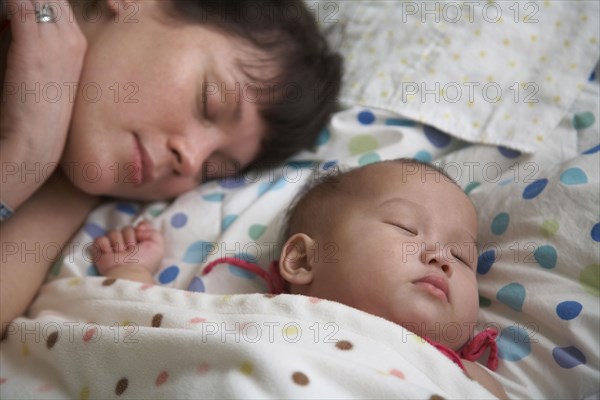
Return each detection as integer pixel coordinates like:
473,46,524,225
1,277,496,399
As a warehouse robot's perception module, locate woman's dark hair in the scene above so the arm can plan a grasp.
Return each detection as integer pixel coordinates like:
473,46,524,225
166,0,343,170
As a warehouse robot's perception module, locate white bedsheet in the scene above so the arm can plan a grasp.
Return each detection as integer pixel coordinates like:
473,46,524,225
316,0,600,153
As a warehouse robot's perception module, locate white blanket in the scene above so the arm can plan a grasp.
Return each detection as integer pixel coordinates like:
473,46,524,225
0,277,496,399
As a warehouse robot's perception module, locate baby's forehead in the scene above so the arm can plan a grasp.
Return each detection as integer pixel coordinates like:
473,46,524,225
340,162,446,192
344,163,476,214
285,160,478,239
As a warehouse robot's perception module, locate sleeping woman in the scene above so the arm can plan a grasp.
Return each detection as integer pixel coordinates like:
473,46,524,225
0,0,342,334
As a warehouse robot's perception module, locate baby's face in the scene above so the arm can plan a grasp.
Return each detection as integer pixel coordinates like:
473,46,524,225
285,163,479,349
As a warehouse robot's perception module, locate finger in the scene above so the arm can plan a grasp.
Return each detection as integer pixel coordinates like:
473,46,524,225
122,226,136,249
135,220,154,235
3,0,22,21
32,0,63,39
94,236,113,254
8,0,60,44
135,225,156,242
136,220,153,229
107,229,126,253
38,0,73,30
7,1,37,41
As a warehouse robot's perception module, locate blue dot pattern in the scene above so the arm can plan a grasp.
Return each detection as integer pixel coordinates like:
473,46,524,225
358,152,380,166
552,346,587,368
222,215,238,232
592,223,600,242
202,193,225,202
357,110,375,125
497,326,531,361
323,161,338,170
423,125,452,148
498,146,522,159
86,265,99,277
491,212,510,235
170,213,188,228
158,265,180,284
414,150,432,162
183,241,216,264
582,144,600,155
534,245,558,269
83,222,106,239
385,118,416,127
556,301,583,320
560,168,588,185
477,250,496,275
496,283,526,312
187,276,206,293
116,203,137,215
218,176,245,189
523,178,549,199
316,128,331,146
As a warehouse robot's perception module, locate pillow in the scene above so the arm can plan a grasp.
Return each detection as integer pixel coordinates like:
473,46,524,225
311,0,600,153
434,79,599,398
464,147,599,399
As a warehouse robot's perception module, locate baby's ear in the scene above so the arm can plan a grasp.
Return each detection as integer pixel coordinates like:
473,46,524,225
279,233,315,286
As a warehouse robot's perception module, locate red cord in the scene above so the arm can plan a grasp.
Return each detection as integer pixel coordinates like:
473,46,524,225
202,257,285,294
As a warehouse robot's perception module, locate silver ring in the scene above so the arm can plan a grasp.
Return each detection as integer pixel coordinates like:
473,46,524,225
35,3,56,23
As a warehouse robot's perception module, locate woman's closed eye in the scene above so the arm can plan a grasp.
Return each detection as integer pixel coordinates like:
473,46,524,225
199,78,215,123
387,222,417,236
202,80,210,120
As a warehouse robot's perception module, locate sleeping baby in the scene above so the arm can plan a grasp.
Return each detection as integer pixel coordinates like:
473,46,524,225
93,159,508,399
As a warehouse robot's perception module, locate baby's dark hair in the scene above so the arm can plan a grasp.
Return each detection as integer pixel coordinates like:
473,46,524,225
165,0,343,170
282,159,457,241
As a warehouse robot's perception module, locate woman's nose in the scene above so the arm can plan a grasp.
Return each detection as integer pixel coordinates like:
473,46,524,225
168,132,219,178
421,243,453,276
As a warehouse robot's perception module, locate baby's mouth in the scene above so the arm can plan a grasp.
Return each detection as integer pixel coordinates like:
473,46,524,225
413,275,449,302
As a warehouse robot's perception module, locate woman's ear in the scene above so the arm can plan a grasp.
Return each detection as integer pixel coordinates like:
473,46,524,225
279,233,316,286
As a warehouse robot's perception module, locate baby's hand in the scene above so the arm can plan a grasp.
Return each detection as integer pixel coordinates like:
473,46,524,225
93,221,164,276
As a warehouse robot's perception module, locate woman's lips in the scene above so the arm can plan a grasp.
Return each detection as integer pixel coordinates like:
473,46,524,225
132,133,155,186
132,134,143,185
414,275,449,302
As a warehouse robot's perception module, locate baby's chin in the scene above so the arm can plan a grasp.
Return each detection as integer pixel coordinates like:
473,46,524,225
387,314,477,351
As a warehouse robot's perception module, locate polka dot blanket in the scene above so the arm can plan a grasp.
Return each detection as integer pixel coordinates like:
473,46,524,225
0,278,496,399
2,66,599,400
315,0,600,154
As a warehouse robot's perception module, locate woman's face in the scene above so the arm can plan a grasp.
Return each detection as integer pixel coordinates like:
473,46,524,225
62,0,266,200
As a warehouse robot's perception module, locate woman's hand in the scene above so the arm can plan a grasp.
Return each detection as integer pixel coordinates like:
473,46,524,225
0,0,87,214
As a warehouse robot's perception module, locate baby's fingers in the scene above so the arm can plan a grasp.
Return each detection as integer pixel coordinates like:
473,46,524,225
122,226,136,249
93,236,113,255
134,221,155,241
107,230,126,253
